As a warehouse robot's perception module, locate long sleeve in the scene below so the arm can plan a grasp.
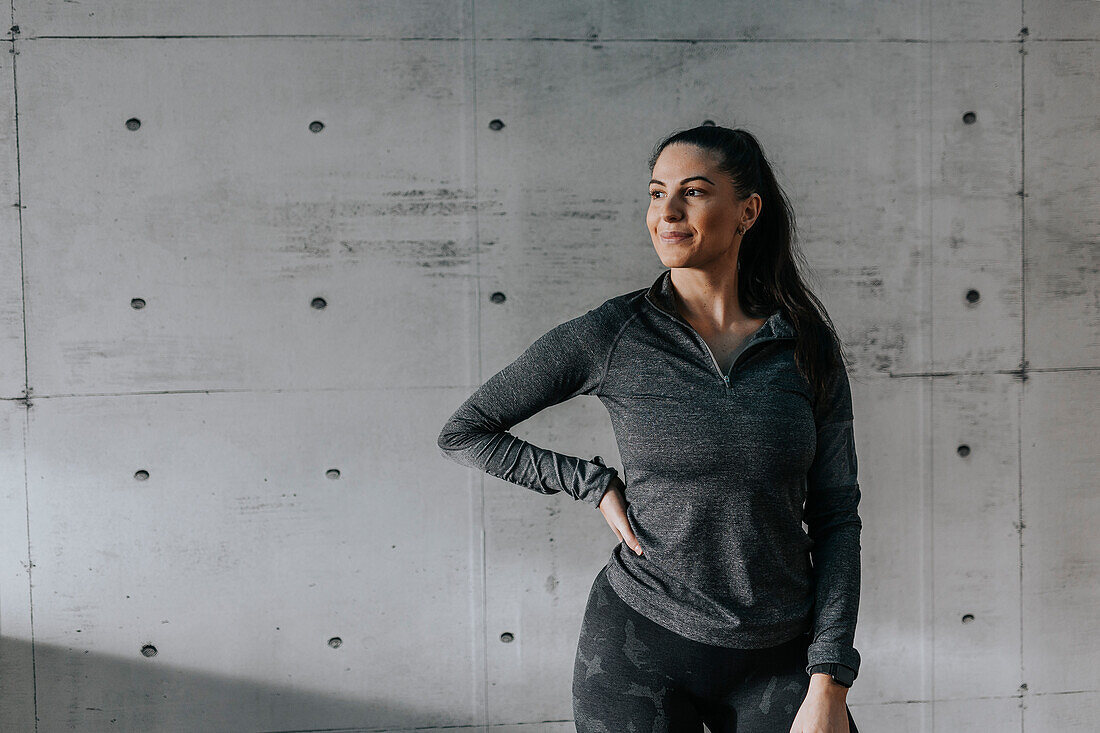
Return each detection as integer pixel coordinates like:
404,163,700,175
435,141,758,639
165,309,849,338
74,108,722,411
802,347,863,680
436,308,620,508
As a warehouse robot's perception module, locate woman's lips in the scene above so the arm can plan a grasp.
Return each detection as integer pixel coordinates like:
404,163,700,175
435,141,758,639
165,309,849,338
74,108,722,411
660,232,692,242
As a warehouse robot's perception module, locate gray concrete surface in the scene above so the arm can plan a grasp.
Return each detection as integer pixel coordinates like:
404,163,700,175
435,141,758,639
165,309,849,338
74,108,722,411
0,1,1097,731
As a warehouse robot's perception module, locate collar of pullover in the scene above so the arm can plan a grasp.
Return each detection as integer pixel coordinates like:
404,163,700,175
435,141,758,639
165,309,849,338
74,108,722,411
644,268,797,343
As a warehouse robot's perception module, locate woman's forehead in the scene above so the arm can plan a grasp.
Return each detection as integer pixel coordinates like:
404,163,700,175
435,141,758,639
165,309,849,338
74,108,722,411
653,143,722,172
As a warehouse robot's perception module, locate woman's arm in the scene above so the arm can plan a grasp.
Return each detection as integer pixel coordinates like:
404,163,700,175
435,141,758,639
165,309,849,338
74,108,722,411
436,308,620,508
802,347,863,683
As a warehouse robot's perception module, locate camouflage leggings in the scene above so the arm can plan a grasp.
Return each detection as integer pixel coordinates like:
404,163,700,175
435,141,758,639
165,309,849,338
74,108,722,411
573,566,858,733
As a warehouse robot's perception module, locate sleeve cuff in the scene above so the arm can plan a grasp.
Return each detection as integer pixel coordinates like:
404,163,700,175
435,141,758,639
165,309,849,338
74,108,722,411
805,641,861,680
583,464,619,508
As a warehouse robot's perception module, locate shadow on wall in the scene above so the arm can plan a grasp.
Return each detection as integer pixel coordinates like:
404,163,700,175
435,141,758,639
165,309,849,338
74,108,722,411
0,635,503,733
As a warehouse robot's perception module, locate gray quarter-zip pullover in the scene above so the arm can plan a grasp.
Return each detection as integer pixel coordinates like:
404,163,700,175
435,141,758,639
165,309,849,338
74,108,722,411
436,268,862,680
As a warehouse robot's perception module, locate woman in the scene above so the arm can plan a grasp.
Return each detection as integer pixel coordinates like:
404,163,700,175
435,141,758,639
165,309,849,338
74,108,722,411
437,125,862,732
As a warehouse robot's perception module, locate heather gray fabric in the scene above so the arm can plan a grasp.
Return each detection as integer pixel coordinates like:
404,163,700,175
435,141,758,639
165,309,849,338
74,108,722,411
436,268,862,681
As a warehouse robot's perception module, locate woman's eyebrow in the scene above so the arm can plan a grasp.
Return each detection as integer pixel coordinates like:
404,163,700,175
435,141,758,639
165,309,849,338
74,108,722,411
648,175,715,186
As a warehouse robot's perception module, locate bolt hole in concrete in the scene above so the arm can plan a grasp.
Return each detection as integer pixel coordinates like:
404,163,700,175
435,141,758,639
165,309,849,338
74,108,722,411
488,118,505,131
957,445,970,457
965,288,980,304
961,614,975,624
141,644,157,657
328,637,342,649
490,291,506,304
311,297,327,310
500,632,514,643
962,111,976,125
134,470,150,481
326,469,341,479
309,120,324,133
131,297,146,309
125,117,141,131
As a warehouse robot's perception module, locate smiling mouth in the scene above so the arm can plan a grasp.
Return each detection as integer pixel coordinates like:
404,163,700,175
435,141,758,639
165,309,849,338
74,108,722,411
660,232,692,241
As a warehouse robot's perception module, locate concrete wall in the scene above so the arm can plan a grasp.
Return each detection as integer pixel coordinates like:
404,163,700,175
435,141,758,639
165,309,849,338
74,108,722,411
0,1,1096,731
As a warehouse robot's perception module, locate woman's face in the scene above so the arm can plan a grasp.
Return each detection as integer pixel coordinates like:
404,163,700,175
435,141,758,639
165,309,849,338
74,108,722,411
646,142,759,270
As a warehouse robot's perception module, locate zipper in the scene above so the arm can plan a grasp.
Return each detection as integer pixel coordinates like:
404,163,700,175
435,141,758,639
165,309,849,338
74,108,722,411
644,293,793,390
699,338,729,387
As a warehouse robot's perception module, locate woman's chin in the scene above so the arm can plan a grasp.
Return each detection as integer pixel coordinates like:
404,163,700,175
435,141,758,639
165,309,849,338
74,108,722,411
653,247,697,269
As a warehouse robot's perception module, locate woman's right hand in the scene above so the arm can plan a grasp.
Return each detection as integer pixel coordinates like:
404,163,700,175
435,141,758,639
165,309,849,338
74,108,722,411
597,476,643,556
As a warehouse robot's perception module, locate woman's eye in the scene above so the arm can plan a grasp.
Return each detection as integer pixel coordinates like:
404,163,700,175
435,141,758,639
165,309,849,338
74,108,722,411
649,188,701,199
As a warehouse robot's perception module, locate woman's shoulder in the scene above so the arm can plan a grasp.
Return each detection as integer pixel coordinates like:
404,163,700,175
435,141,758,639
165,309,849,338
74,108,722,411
565,286,648,334
523,289,644,369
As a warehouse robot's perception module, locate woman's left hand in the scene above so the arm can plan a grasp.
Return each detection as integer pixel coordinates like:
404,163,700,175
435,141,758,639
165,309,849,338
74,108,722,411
789,676,850,733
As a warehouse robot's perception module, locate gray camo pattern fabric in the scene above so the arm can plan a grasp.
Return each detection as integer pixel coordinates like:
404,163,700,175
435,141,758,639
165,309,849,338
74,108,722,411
572,566,861,732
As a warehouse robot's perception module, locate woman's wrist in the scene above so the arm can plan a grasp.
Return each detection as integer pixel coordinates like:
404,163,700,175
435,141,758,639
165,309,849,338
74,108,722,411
808,673,850,696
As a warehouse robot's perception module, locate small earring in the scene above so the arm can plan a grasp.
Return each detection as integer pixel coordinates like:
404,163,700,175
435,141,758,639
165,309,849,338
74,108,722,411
737,224,746,235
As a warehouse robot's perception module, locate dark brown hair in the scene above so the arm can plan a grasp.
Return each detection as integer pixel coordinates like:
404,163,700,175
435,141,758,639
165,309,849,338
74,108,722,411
647,124,850,407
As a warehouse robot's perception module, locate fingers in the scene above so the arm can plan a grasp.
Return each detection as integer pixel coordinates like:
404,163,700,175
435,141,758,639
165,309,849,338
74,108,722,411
591,456,643,556
601,497,642,555
619,520,643,555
